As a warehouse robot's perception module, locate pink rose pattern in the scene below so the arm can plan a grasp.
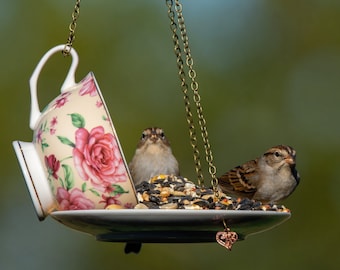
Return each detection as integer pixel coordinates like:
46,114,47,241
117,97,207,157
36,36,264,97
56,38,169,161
38,74,129,211
57,187,95,210
96,100,103,108
35,117,58,151
100,194,122,208
45,154,60,179
36,128,43,144
50,116,58,135
53,92,71,109
79,75,97,97
73,126,127,191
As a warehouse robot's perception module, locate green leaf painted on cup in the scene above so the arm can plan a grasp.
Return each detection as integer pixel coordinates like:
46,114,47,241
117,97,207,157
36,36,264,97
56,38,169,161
69,113,85,128
110,184,129,196
81,182,87,192
42,121,48,132
58,177,65,189
57,136,75,148
62,164,74,190
41,139,49,152
89,188,101,197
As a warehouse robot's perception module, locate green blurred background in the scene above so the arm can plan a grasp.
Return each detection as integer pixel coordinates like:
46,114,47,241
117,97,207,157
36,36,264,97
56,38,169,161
1,0,340,269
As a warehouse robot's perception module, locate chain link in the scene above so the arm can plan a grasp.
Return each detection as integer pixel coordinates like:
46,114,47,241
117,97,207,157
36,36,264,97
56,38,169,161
166,0,220,199
166,0,204,187
62,0,81,56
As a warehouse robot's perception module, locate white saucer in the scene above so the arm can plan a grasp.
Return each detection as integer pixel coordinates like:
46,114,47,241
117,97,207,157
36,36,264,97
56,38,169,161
50,209,290,243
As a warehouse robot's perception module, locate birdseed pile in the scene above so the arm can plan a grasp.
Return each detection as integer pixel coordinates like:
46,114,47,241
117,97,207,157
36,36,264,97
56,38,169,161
133,174,290,212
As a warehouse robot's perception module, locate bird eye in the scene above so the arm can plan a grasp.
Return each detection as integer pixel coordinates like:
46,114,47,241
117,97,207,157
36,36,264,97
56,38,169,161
141,133,147,140
274,151,281,157
160,132,165,139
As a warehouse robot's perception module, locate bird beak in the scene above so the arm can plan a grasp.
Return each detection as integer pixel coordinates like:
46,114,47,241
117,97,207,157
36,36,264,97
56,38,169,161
150,134,158,143
285,157,295,165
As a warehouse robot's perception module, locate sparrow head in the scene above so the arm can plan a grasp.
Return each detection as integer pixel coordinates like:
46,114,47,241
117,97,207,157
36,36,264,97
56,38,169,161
137,127,170,150
263,145,297,170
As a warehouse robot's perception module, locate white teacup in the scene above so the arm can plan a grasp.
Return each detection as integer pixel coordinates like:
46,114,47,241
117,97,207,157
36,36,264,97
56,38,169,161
13,45,137,220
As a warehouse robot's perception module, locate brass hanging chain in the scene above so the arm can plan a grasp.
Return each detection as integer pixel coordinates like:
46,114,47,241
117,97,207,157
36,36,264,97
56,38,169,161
166,0,220,199
166,0,204,187
62,0,81,56
174,0,219,199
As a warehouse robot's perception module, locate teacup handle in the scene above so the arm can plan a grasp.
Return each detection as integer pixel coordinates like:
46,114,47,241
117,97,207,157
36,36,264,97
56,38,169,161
29,45,79,130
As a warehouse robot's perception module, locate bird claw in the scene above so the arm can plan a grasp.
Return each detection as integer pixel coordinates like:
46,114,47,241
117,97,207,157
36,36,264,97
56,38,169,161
124,242,142,254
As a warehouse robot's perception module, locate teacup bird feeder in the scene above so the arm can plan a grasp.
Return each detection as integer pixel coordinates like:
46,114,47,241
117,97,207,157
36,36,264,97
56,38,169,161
12,0,291,252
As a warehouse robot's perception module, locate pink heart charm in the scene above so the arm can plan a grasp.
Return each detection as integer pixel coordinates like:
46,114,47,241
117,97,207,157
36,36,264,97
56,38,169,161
216,229,238,250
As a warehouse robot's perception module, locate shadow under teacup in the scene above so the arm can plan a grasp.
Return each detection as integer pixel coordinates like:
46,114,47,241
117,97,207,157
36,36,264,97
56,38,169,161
13,45,137,220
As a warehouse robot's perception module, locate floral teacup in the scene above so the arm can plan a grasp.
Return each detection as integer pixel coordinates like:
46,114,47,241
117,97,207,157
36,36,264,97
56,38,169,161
13,45,137,220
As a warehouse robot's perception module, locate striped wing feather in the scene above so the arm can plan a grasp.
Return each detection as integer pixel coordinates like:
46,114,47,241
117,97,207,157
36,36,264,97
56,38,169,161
218,159,258,198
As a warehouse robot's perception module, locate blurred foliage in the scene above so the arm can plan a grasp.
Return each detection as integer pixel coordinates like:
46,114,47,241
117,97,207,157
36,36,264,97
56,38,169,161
1,0,340,269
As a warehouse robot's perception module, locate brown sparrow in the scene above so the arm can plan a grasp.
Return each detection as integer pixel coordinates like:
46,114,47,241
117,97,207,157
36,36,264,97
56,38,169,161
125,127,179,254
218,145,300,203
129,127,180,185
